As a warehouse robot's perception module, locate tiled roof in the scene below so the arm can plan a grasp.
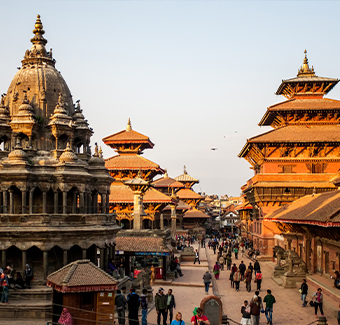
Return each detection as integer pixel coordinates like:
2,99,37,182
235,202,253,211
152,177,185,188
163,199,190,211
268,98,340,111
174,173,199,183
109,184,173,203
115,236,171,253
103,129,153,144
250,181,335,189
105,155,163,170
183,208,210,219
47,260,117,293
260,98,340,126
265,189,340,224
176,188,203,200
247,125,340,144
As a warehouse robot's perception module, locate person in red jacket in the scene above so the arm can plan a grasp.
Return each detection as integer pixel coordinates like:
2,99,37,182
0,268,9,304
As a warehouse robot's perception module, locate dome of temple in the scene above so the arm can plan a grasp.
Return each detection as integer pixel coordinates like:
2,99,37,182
8,140,28,161
59,143,78,163
88,144,105,166
6,15,73,123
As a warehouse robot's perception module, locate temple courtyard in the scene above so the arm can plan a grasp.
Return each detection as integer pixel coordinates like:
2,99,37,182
3,239,339,325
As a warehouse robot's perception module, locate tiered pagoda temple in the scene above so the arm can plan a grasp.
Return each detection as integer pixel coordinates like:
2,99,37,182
0,15,119,280
103,120,176,229
239,51,340,256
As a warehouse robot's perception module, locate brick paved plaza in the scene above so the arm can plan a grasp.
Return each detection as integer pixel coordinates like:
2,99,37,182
3,240,339,325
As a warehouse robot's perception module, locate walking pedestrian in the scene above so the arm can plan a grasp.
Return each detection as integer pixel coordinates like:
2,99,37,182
213,262,220,280
250,296,261,325
219,256,224,271
115,289,127,325
0,268,9,304
239,261,246,280
264,289,276,325
166,289,176,325
245,267,252,292
255,270,262,291
191,308,210,325
226,255,232,270
254,260,260,276
172,312,185,325
233,268,241,292
127,288,140,325
234,247,239,260
240,300,251,325
299,279,308,307
141,289,148,325
203,270,212,294
155,288,168,325
311,288,324,318
194,249,200,264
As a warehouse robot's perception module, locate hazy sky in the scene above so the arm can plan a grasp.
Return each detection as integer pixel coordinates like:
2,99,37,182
1,1,340,197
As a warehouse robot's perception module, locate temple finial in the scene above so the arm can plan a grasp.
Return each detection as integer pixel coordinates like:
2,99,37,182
164,169,168,178
31,14,47,46
184,165,187,174
297,49,315,77
126,118,132,131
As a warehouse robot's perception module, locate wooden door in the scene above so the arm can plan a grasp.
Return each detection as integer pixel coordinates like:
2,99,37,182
325,251,329,274
96,291,115,325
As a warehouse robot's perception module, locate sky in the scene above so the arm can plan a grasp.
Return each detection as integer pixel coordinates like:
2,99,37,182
1,1,340,197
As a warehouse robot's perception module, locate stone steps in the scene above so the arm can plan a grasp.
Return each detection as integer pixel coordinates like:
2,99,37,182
0,300,52,319
8,286,52,301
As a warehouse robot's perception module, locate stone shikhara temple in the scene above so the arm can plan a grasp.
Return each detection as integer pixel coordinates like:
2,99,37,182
0,15,120,280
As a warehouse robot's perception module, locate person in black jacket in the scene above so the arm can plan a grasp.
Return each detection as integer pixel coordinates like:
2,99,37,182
300,279,308,307
239,261,246,281
254,260,260,276
115,289,127,325
127,288,140,325
166,289,176,324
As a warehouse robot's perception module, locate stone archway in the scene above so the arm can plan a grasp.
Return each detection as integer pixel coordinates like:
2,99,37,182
48,245,63,275
27,246,43,280
6,245,22,271
68,245,82,263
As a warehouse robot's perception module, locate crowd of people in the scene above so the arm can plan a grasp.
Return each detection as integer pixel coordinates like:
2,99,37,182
0,264,34,304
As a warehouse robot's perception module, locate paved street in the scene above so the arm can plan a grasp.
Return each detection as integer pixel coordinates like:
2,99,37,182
3,240,340,325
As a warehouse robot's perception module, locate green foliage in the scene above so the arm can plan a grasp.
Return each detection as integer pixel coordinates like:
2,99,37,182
35,115,44,126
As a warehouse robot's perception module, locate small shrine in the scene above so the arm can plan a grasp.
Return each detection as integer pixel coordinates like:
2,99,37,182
47,259,118,325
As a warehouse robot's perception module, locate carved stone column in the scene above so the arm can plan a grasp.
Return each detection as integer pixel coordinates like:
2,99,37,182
2,191,7,214
21,191,27,214
82,249,87,259
29,189,34,214
101,194,106,214
170,204,177,237
43,250,48,280
9,190,14,214
42,191,47,214
160,213,164,230
22,250,27,275
62,191,67,215
54,192,58,214
100,248,105,270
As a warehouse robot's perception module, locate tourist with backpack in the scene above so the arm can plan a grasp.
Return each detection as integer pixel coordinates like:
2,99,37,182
191,307,210,325
171,312,184,325
0,268,9,304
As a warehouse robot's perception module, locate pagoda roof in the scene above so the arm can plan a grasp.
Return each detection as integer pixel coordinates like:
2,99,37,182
249,181,335,189
183,208,210,219
102,119,154,151
105,154,164,172
174,168,199,184
164,199,190,211
275,51,339,99
264,189,340,225
235,202,253,211
260,98,340,126
47,260,117,293
239,125,340,157
176,188,203,200
109,183,175,204
152,176,185,188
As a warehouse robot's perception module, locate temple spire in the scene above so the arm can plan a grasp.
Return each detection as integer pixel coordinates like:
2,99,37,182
126,118,132,131
31,14,47,46
297,50,315,77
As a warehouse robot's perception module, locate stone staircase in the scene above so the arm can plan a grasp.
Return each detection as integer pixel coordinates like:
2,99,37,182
0,281,52,319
